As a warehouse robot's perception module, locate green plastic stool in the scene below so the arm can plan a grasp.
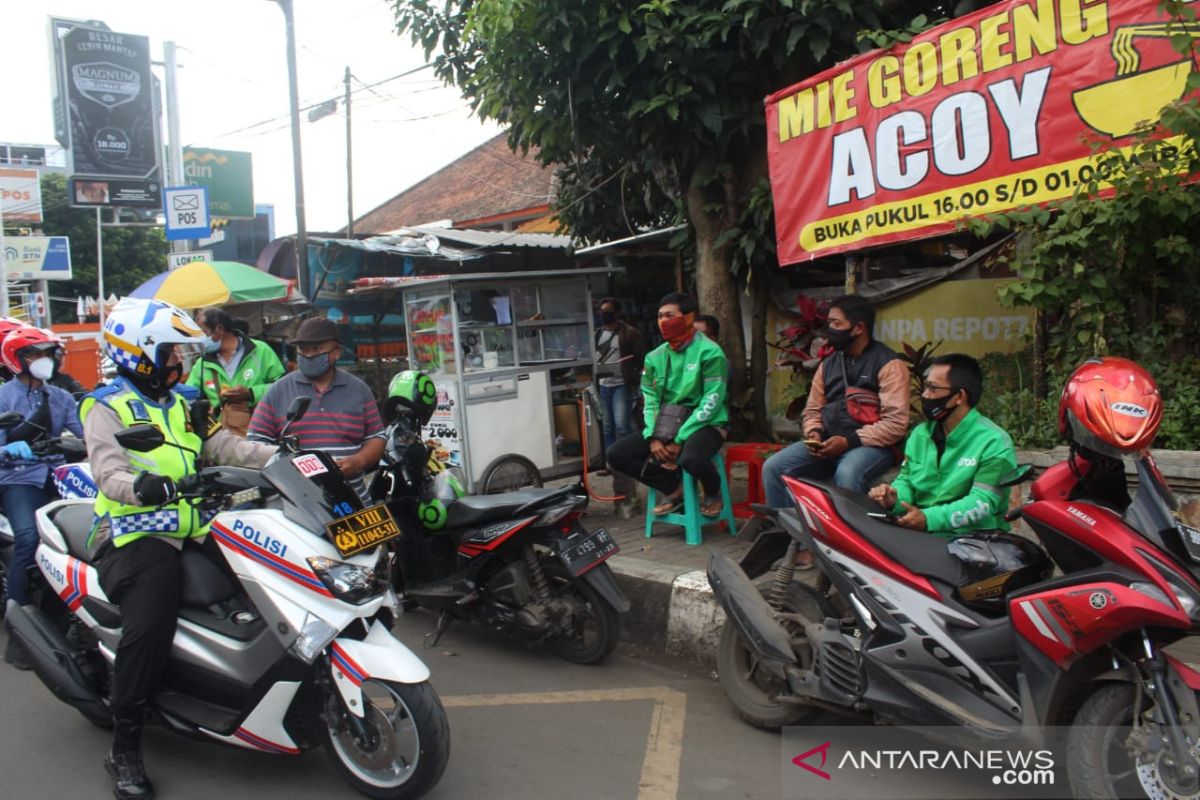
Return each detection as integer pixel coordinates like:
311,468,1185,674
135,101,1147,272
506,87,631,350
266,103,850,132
645,453,737,546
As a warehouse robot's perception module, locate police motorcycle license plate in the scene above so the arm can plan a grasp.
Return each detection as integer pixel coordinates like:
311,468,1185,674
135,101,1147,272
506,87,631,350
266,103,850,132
326,504,402,557
559,526,619,576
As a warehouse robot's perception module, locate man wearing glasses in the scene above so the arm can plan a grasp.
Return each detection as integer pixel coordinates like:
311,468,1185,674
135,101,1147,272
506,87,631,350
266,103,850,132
247,317,385,501
869,354,1018,536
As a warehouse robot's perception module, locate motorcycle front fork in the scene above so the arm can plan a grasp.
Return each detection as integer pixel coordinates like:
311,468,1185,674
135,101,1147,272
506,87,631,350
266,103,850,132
1141,631,1200,781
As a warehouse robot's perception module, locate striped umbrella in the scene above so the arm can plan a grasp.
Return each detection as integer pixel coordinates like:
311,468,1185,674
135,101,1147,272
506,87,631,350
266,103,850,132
129,260,291,308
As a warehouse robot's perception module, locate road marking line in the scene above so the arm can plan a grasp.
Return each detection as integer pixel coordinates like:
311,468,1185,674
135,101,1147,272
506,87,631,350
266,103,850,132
442,686,688,800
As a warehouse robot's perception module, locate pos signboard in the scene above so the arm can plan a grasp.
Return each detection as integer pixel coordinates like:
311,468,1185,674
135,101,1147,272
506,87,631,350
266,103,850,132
163,186,211,241
765,0,1200,264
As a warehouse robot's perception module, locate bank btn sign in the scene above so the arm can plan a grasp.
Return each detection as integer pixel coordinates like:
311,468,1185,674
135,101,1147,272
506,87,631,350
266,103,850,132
765,0,1200,263
2,237,72,280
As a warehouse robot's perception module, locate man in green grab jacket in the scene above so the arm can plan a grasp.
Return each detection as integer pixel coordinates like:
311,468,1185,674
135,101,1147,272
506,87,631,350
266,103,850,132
186,307,285,436
869,353,1018,536
607,292,729,517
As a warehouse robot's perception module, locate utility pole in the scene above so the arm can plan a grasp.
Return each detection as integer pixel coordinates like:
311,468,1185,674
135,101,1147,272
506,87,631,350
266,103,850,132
164,41,187,257
271,0,310,299
0,205,9,317
345,66,353,238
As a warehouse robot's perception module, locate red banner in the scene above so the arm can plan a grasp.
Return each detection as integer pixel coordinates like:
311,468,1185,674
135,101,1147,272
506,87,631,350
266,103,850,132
766,0,1200,265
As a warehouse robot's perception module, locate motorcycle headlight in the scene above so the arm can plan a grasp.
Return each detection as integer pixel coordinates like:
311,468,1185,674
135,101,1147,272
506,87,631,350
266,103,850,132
307,550,391,604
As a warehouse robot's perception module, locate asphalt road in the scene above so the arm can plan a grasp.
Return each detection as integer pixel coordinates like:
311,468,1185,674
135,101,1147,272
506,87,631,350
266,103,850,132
0,611,785,800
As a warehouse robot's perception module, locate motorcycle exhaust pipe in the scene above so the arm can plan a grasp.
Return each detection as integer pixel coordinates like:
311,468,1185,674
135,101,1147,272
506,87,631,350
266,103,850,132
4,601,111,728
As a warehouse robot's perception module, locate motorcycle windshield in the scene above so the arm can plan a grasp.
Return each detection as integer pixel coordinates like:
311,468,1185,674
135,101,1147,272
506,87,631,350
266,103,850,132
262,451,365,533
1124,455,1183,559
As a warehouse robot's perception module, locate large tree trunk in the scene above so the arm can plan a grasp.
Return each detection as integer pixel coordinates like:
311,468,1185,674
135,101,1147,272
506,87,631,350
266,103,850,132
750,258,771,439
686,176,747,435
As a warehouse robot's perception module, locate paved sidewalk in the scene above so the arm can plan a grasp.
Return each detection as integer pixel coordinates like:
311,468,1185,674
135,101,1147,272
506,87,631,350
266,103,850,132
559,470,759,667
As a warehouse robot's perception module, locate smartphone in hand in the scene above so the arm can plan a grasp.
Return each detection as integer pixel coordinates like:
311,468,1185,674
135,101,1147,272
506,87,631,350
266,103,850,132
867,511,898,522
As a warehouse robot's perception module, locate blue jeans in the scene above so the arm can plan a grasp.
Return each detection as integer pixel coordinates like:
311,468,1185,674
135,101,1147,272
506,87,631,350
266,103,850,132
598,383,632,453
762,441,895,509
1,483,49,605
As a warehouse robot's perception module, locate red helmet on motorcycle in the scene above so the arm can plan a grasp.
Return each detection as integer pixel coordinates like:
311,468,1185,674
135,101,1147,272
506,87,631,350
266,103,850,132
1058,357,1162,457
1,326,62,375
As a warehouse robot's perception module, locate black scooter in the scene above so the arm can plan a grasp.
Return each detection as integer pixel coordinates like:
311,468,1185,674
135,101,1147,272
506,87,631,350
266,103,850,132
369,410,629,664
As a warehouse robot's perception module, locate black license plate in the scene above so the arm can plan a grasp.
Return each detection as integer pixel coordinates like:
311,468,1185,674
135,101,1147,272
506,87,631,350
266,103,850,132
326,504,402,558
559,526,619,576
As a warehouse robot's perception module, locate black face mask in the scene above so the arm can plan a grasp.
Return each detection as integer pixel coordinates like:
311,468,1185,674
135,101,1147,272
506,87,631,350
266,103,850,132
922,392,958,421
826,326,855,351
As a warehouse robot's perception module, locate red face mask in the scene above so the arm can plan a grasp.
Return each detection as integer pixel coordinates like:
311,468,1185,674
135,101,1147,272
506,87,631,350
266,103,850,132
659,312,696,350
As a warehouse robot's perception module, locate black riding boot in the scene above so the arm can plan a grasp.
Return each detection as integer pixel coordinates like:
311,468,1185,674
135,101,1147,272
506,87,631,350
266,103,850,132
105,707,155,800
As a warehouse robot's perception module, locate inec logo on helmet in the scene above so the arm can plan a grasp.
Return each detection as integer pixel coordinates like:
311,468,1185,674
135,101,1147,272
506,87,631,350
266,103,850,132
1110,402,1149,419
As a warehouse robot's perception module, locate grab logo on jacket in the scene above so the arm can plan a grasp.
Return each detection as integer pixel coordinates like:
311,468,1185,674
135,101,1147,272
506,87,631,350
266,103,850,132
956,457,978,467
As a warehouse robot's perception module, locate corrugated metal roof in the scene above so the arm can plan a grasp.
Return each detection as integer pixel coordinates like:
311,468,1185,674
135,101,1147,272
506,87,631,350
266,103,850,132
377,225,573,250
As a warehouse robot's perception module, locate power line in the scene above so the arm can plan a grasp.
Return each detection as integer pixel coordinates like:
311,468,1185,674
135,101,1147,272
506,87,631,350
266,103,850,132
205,64,433,142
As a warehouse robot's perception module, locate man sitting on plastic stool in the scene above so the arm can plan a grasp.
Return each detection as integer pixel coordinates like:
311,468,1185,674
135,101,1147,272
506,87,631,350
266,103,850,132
607,292,729,517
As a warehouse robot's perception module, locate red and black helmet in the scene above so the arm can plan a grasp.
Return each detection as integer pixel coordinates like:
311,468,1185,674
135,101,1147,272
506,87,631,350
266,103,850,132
1058,357,1162,457
0,326,62,376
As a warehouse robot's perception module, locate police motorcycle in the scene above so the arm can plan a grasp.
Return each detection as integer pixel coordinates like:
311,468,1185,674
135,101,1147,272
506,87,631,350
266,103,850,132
4,395,451,800
0,410,90,609
369,371,628,665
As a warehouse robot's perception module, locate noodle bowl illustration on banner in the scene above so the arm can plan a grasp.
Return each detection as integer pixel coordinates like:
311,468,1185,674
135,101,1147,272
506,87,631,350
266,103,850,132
1072,22,1200,137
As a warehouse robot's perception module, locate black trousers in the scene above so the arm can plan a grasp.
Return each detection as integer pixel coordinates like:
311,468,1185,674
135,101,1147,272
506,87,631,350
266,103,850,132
607,427,724,497
96,537,183,719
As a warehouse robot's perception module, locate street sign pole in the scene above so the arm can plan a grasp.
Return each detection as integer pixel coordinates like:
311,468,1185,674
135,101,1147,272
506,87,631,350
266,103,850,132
96,207,105,330
165,41,187,257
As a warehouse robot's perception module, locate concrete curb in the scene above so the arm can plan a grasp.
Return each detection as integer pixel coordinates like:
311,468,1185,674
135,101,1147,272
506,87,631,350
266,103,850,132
608,554,725,668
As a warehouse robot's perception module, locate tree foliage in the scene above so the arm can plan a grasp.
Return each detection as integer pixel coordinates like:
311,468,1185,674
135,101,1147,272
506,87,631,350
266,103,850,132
36,173,167,323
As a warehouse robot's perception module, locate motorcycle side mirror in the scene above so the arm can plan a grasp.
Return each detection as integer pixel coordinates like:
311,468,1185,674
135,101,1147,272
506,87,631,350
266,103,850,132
285,396,311,422
0,411,24,429
998,464,1035,488
116,424,166,453
277,396,311,450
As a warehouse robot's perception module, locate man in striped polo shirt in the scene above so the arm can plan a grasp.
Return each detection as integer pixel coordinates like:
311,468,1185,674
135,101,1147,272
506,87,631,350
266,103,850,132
248,317,385,500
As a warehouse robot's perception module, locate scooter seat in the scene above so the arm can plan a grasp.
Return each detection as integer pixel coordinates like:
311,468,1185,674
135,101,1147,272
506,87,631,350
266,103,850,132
816,484,965,589
446,487,568,528
51,502,103,563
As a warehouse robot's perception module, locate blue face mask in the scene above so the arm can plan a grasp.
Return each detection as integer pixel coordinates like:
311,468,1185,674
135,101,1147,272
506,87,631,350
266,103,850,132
202,335,221,355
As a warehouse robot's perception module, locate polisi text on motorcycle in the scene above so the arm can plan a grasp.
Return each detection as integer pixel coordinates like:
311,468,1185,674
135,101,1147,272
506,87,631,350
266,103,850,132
232,518,288,559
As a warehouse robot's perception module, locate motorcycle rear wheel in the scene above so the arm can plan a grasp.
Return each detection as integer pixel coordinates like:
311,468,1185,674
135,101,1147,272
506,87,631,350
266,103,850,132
542,560,621,665
716,580,825,730
321,679,450,800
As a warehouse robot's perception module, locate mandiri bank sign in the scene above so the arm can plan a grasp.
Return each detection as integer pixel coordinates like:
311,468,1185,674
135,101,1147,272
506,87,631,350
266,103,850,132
765,0,1200,264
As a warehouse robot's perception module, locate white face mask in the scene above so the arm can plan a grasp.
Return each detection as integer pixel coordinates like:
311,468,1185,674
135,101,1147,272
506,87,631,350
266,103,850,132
28,357,55,381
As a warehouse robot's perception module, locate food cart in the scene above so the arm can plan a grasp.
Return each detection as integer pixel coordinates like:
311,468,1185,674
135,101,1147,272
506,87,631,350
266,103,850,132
350,268,611,494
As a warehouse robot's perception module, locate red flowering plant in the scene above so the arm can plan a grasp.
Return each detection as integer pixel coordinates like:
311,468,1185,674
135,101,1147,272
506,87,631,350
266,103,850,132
768,294,832,420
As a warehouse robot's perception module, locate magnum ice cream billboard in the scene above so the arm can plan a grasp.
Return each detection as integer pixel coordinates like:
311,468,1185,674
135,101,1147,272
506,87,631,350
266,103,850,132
765,0,1200,264
53,21,162,209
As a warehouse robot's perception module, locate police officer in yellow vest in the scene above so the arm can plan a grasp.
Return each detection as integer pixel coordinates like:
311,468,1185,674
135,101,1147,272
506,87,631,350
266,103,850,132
82,299,276,800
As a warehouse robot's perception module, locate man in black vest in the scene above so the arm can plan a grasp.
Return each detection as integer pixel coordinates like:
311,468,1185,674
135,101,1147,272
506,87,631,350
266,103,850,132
763,295,910,509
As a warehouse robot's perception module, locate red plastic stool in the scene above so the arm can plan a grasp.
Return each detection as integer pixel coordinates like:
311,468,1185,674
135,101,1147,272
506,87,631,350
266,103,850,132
723,442,784,519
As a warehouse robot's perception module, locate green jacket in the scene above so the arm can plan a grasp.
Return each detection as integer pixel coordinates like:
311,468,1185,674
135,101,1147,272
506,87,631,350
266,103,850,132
891,408,1018,536
640,333,729,442
186,335,284,407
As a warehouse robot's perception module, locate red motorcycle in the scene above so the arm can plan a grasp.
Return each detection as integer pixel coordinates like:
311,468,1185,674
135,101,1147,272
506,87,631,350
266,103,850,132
709,357,1200,798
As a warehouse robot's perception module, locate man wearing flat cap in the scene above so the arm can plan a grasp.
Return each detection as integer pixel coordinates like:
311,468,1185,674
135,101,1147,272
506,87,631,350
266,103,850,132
247,316,385,500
